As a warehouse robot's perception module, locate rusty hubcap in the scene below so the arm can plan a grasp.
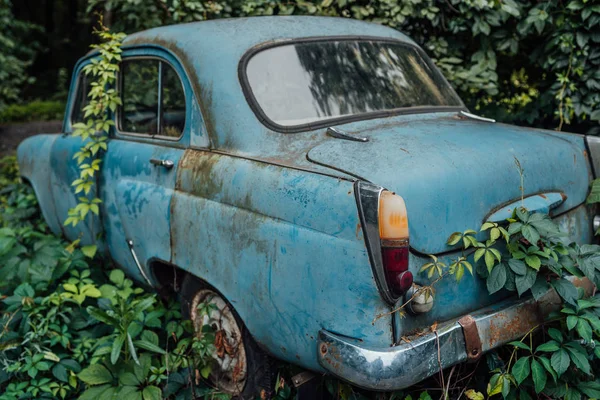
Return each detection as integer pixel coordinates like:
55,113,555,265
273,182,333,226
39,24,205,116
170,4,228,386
190,289,248,394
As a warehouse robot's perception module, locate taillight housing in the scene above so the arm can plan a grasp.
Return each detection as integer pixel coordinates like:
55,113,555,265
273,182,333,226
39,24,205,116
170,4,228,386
355,182,413,303
379,191,413,297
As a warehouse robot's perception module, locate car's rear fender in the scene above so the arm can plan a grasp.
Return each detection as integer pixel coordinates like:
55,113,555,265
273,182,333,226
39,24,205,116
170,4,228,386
168,150,392,371
17,134,63,235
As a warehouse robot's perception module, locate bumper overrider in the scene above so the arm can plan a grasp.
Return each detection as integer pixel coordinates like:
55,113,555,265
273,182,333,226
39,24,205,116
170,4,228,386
317,277,594,391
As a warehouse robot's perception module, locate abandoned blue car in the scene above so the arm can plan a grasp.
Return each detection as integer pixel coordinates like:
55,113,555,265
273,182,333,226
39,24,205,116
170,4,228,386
17,16,599,396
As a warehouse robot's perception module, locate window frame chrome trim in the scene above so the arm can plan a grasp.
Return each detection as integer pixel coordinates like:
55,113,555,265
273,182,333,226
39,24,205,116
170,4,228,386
116,56,187,141
238,35,467,134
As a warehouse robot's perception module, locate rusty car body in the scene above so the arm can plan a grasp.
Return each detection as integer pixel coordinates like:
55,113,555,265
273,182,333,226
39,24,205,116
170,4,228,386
17,16,600,394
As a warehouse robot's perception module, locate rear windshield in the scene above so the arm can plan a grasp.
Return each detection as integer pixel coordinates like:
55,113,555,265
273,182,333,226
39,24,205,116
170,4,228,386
244,39,463,129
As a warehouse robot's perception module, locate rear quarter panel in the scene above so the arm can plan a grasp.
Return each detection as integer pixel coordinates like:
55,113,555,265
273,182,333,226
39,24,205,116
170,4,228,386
170,150,392,371
17,134,63,235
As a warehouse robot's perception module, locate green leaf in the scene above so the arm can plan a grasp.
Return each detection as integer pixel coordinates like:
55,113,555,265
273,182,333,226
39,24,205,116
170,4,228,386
538,356,558,383
522,224,540,244
576,318,593,342
508,259,527,275
80,384,114,400
531,358,547,393
550,279,578,306
447,232,461,245
111,333,126,364
551,348,570,377
109,269,125,285
508,341,531,351
512,356,530,384
119,372,140,386
81,245,97,258
525,255,541,270
142,386,162,400
577,381,600,398
515,267,537,296
487,263,507,294
536,341,560,352
547,328,563,343
566,347,591,375
78,364,113,385
133,340,167,354
531,275,549,300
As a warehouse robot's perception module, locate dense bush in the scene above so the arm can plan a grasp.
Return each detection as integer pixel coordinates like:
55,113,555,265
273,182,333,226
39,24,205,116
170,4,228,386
0,101,65,124
0,0,40,113
0,156,230,400
86,0,600,135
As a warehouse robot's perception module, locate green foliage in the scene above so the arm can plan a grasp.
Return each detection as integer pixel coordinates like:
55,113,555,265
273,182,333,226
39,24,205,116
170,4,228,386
0,0,40,113
87,0,600,134
0,156,226,399
0,100,66,124
421,203,600,398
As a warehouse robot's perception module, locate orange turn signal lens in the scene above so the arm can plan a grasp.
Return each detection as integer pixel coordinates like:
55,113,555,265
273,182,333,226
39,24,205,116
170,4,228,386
378,191,409,241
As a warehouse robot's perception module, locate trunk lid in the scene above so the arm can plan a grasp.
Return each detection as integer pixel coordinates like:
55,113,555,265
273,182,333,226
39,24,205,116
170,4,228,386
307,114,592,254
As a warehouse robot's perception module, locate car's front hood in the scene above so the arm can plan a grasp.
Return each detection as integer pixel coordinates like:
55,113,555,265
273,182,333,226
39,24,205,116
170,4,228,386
307,115,592,254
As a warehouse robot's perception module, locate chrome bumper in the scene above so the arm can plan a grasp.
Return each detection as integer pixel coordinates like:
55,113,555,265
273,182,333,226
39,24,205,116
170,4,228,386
317,277,593,391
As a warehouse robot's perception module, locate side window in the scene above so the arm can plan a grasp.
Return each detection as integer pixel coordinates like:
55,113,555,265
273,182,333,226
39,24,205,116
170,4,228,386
71,74,89,124
121,60,159,134
119,58,186,138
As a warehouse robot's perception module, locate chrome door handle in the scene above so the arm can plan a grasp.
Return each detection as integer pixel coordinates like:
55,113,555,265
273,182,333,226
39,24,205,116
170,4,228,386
149,158,174,169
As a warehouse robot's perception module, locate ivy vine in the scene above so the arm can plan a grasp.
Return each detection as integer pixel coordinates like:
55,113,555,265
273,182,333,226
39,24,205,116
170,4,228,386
64,19,125,259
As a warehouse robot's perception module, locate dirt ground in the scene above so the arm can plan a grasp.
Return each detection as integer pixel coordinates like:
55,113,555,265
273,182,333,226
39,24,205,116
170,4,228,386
0,121,62,157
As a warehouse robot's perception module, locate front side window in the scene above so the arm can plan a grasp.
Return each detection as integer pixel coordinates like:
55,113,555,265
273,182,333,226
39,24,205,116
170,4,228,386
120,59,186,138
244,40,463,129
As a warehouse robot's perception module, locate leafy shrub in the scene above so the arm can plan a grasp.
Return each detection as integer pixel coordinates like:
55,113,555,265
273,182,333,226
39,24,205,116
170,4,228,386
0,0,40,113
0,100,65,124
0,156,227,400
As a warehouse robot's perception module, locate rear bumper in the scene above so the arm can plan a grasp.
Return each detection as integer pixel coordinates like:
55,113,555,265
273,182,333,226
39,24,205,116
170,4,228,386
317,277,593,391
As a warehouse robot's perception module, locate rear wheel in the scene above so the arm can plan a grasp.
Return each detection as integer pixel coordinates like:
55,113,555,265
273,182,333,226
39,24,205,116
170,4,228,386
181,275,276,399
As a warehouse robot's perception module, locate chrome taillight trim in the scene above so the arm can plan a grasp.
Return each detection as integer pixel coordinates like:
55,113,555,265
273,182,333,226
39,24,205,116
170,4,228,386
354,181,398,304
586,135,600,178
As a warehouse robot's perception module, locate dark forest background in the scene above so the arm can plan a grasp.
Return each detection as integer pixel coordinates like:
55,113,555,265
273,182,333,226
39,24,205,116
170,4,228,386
1,0,599,134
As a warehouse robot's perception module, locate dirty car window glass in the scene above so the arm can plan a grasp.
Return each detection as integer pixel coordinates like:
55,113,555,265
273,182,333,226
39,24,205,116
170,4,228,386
161,63,186,137
245,40,462,127
121,59,159,135
71,74,89,124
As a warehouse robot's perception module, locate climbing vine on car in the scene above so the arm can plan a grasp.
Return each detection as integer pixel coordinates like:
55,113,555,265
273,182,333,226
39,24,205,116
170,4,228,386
64,18,125,258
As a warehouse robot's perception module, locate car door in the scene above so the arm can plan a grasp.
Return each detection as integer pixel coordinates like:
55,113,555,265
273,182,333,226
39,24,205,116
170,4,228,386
100,55,189,285
52,50,191,286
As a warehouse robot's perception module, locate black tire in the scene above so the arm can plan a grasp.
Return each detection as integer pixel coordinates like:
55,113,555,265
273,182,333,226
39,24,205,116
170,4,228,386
181,274,276,399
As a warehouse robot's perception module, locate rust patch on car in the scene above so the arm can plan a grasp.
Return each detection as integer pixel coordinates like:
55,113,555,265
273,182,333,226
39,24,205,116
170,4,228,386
560,192,568,201
487,302,541,349
538,193,547,199
356,223,362,240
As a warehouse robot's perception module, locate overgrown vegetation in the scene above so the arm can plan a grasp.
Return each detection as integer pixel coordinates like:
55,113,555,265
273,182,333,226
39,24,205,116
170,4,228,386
0,101,65,124
4,1,600,133
0,155,230,399
0,0,39,112
415,208,600,399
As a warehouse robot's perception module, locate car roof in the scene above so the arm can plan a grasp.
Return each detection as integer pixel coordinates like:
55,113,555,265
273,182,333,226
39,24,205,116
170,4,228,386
121,17,419,154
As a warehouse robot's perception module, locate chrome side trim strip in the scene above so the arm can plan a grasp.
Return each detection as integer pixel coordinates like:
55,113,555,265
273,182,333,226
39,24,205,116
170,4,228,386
458,110,496,123
326,127,369,142
126,239,153,286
